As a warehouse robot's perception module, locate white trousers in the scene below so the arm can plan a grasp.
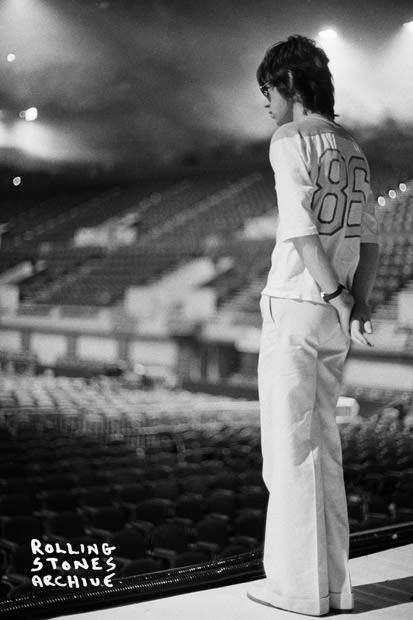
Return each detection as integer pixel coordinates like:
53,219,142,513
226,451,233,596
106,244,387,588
258,295,354,616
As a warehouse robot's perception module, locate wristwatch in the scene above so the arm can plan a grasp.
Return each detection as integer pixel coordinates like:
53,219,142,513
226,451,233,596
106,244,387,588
320,284,344,303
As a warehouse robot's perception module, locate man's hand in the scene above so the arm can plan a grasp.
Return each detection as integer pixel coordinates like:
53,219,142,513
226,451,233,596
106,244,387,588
350,299,373,346
330,289,354,337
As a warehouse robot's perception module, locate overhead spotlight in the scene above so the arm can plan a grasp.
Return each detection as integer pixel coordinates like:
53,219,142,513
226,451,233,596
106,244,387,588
403,21,413,33
377,196,386,207
399,183,407,192
13,177,22,187
6,53,16,63
20,107,38,122
318,29,338,40
388,189,397,199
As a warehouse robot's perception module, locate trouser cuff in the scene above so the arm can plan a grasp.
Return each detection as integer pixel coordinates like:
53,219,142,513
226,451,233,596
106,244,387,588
263,586,330,616
329,590,354,610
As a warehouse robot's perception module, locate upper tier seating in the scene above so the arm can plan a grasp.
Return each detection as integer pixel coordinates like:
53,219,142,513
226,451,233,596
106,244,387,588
219,184,413,318
2,171,257,305
27,247,194,306
2,171,412,321
0,173,240,252
0,181,169,250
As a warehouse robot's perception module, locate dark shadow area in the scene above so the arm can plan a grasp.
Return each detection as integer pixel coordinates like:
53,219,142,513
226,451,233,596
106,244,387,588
350,576,413,614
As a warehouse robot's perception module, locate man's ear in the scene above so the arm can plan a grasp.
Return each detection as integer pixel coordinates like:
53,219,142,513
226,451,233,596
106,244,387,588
287,71,302,103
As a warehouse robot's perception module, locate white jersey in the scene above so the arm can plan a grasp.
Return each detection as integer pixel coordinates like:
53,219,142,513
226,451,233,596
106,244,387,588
262,114,378,303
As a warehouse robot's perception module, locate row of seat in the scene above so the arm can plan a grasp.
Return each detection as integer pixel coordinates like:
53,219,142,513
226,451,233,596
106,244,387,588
14,174,268,305
1,375,413,599
2,170,412,325
1,513,261,598
1,180,173,250
221,184,413,316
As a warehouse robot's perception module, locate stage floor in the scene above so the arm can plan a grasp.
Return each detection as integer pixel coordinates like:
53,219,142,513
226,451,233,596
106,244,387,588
56,544,413,620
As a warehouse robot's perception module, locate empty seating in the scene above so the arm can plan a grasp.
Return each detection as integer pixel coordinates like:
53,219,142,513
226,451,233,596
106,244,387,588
121,558,163,577
4,545,40,585
151,524,190,555
45,512,87,542
175,494,206,523
108,529,146,562
0,495,35,518
173,550,209,568
134,499,174,527
235,510,266,541
87,508,128,539
0,516,43,550
1,373,413,599
195,516,230,553
38,490,79,515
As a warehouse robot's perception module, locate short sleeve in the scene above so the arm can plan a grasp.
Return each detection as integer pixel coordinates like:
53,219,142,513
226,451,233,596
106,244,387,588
361,188,379,244
270,131,318,242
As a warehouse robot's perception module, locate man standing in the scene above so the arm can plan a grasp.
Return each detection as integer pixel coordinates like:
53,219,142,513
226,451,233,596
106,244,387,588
247,35,379,616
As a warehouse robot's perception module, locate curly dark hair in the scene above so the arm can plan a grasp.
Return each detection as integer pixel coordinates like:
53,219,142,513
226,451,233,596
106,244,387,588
256,35,336,120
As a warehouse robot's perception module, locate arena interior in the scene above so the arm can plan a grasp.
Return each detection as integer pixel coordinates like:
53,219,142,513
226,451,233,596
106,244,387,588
1,2,413,619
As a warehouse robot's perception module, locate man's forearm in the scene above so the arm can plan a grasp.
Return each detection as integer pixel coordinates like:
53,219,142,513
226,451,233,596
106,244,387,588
351,242,379,302
291,233,355,336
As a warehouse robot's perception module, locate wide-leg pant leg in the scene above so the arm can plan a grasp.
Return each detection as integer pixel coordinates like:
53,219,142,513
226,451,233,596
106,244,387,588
315,326,353,609
257,296,330,616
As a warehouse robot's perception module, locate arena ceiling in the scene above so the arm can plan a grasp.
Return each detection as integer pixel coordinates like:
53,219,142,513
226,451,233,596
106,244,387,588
0,0,412,173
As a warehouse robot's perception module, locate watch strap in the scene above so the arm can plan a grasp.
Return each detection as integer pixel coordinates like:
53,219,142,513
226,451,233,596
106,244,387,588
321,284,344,303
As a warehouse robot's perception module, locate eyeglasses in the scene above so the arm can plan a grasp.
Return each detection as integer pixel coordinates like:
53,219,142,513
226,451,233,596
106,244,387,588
259,81,274,99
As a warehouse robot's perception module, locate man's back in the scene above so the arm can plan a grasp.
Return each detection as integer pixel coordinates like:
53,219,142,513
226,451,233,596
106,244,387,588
263,114,377,302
